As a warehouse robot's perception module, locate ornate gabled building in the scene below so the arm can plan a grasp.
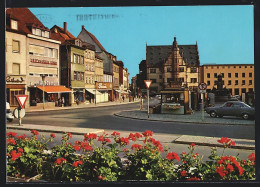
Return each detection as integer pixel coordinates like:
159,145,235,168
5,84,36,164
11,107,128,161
146,37,200,95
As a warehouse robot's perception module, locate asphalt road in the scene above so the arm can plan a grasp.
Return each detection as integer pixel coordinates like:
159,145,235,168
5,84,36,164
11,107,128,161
8,101,255,140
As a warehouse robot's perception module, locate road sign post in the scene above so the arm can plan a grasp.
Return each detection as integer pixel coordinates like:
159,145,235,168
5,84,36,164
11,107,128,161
144,80,152,118
199,83,207,122
15,95,28,126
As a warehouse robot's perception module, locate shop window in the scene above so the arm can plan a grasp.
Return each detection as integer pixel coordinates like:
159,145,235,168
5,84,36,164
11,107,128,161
10,89,25,106
12,40,20,53
12,63,20,75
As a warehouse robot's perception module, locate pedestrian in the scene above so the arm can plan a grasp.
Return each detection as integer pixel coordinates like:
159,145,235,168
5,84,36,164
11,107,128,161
122,96,125,102
62,97,65,107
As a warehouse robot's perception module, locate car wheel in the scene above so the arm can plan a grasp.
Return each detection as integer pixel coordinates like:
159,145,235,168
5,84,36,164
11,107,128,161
7,118,13,122
242,113,249,120
210,111,217,118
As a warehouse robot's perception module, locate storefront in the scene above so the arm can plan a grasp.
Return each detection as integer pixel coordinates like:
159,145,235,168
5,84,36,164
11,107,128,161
29,85,72,107
6,83,26,107
96,82,112,102
73,88,85,103
160,88,189,115
85,89,102,103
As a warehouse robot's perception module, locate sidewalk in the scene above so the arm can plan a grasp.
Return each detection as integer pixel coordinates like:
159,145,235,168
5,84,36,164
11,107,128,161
114,109,255,126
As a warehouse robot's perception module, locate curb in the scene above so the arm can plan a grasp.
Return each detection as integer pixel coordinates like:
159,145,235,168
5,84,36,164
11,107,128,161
113,112,255,126
25,101,140,113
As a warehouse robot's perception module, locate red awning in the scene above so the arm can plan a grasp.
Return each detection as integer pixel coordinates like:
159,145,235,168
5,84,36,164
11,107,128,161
37,86,72,93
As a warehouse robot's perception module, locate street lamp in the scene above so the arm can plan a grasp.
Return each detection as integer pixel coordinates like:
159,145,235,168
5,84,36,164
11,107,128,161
40,74,47,110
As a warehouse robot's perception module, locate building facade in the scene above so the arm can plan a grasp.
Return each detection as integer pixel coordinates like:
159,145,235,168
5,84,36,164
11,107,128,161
146,37,200,95
113,61,120,100
6,8,72,109
50,22,85,104
200,64,254,96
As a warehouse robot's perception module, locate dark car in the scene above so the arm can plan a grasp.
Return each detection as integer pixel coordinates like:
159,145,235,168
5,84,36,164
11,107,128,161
205,101,255,120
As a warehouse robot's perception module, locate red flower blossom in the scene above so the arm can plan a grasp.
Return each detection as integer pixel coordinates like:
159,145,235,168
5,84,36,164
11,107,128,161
50,133,56,138
7,132,17,137
7,138,16,145
190,143,196,147
142,130,153,137
180,170,187,177
72,160,83,167
10,150,22,161
217,137,235,147
17,134,26,139
131,144,142,150
18,148,23,153
248,153,255,162
166,152,180,162
54,158,66,165
74,145,81,151
119,137,129,146
84,133,97,141
111,131,120,136
216,166,227,178
67,132,72,139
98,135,111,143
30,130,39,135
226,164,234,173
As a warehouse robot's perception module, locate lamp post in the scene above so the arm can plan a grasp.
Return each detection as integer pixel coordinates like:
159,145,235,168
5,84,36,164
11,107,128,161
40,74,46,110
95,81,97,106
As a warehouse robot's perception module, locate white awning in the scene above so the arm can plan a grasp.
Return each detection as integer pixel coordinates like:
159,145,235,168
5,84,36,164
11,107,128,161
86,89,102,95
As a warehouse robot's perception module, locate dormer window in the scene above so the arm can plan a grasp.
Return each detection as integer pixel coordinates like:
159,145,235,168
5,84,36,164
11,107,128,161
32,28,36,35
36,29,41,36
45,31,49,38
11,19,18,30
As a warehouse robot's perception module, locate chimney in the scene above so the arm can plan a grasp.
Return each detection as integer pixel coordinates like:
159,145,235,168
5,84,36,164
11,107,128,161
64,22,67,32
82,25,85,30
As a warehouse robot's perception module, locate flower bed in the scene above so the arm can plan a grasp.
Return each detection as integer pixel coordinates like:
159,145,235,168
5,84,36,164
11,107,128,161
6,130,255,182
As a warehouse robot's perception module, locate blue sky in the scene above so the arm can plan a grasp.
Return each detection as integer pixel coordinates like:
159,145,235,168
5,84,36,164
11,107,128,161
30,6,254,79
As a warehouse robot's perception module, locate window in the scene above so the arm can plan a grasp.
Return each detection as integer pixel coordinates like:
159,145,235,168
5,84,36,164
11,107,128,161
221,73,224,78
242,80,245,85
228,80,231,85
207,73,210,78
234,66,236,68
12,40,20,53
249,73,252,77
150,68,156,73
179,77,184,82
54,49,58,58
222,66,225,69
249,80,252,85
81,72,84,81
45,31,50,38
190,67,197,73
235,80,238,85
77,72,80,80
179,67,184,72
167,67,171,72
217,66,219,69
242,73,245,78
36,29,41,36
245,66,247,68
207,81,210,85
32,28,36,35
214,73,217,78
239,66,241,68
159,75,162,79
190,78,197,83
48,48,53,58
151,79,156,83
228,73,231,78
81,56,84,64
74,72,77,80
235,73,238,78
12,63,20,75
11,19,18,30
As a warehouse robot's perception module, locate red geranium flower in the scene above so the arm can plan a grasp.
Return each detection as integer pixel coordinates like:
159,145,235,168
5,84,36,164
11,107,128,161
7,138,16,145
10,150,22,161
7,132,17,137
142,130,153,137
111,131,120,136
72,160,83,167
187,176,201,181
217,137,235,147
30,130,39,136
180,170,187,177
84,133,97,141
248,153,255,162
18,148,23,153
190,143,196,147
50,133,56,138
17,134,26,139
131,144,142,150
67,132,72,139
166,152,180,162
54,158,66,165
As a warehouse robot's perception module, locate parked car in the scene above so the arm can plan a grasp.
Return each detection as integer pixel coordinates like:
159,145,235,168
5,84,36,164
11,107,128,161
205,101,255,120
6,102,14,122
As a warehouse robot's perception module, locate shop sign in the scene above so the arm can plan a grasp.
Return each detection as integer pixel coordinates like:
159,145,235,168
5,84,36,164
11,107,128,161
6,76,25,83
97,82,112,89
30,58,57,65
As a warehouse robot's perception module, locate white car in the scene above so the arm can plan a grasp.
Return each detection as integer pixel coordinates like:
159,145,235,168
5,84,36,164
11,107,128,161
6,102,14,122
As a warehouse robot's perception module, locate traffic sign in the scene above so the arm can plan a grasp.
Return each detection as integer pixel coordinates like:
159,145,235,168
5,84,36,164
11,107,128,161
199,82,207,90
13,108,26,118
144,80,152,89
15,95,28,108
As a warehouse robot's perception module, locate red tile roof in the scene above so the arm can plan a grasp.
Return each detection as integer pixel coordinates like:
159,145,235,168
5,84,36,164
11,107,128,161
50,25,76,44
6,8,49,34
37,86,72,93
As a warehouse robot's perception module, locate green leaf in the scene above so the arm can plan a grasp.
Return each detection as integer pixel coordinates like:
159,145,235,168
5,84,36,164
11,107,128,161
24,146,30,153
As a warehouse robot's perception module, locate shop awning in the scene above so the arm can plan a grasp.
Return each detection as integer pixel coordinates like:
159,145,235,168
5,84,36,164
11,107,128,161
37,86,72,93
114,90,121,93
85,89,102,95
